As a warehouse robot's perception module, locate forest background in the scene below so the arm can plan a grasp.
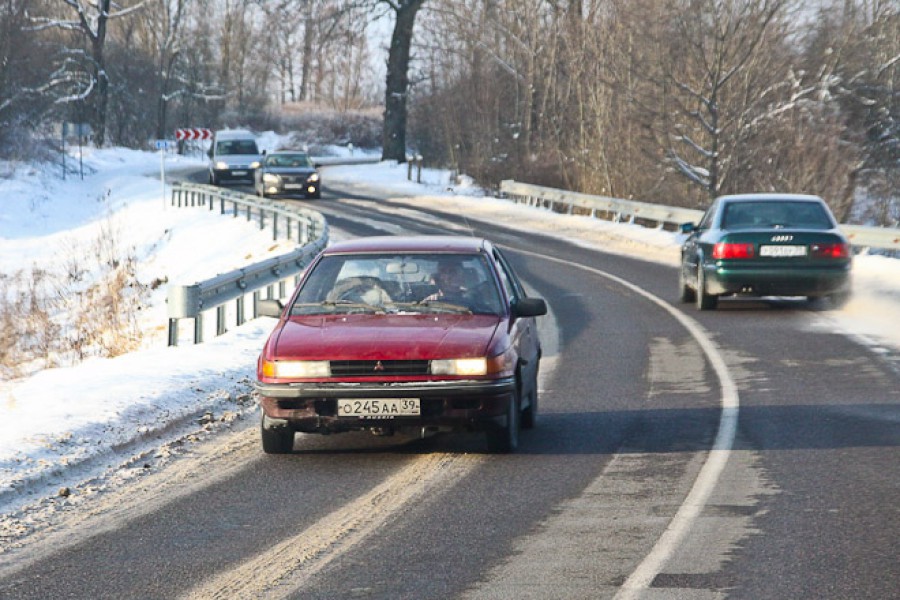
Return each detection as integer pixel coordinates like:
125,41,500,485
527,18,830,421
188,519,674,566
1,0,898,225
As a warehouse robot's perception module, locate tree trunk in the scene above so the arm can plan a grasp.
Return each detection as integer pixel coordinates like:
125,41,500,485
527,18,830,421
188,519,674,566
90,0,111,147
382,0,425,163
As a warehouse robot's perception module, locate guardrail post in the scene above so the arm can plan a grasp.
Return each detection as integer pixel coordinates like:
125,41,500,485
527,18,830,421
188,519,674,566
272,213,279,240
167,318,178,346
216,305,227,336
194,314,204,344
237,296,245,325
253,291,260,318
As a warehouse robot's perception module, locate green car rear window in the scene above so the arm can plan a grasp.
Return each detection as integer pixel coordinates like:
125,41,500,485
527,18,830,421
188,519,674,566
722,201,834,230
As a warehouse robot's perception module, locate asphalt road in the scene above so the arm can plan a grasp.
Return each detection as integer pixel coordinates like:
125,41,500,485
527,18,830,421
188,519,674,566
0,174,896,600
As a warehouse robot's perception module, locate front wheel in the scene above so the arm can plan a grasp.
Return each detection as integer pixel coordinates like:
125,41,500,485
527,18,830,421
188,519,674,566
486,390,520,453
520,367,538,430
261,414,294,454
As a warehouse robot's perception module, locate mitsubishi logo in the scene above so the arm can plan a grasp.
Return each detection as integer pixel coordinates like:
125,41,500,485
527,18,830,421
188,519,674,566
373,360,385,372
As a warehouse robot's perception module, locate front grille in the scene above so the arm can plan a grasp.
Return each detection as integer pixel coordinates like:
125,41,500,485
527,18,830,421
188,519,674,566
330,360,430,376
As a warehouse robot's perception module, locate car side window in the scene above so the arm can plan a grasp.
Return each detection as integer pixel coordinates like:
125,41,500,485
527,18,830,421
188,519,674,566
697,200,717,230
493,249,523,304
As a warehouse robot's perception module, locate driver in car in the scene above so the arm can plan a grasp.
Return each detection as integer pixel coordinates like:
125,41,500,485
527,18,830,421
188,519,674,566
424,262,470,305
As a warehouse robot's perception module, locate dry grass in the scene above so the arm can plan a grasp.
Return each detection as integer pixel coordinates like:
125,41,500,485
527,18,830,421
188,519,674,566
0,221,148,380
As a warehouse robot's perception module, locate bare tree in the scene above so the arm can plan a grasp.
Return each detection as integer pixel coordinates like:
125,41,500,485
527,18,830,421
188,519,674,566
1,0,56,158
29,0,146,147
826,0,900,224
380,0,425,162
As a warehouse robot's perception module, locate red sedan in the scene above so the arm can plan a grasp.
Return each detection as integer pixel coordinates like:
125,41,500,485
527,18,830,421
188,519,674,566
255,236,547,454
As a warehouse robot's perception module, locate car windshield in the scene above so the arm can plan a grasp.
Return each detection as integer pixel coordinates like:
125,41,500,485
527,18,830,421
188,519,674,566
288,253,504,316
217,140,259,155
722,201,835,230
267,153,312,167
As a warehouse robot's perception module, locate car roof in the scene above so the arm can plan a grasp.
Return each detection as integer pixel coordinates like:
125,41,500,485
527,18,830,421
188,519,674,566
323,236,490,255
214,129,256,140
716,193,824,203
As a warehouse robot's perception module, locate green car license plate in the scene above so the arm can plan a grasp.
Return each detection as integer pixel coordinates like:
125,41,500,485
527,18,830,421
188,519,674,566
760,245,807,257
337,398,421,418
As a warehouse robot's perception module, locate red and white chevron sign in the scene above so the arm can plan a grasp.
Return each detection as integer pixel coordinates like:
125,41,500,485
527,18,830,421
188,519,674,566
174,128,212,141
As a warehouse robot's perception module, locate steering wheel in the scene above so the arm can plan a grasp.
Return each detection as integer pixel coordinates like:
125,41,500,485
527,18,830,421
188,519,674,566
331,277,393,304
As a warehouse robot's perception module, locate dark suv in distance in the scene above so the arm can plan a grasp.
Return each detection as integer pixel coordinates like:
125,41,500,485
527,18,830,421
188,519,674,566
254,150,321,199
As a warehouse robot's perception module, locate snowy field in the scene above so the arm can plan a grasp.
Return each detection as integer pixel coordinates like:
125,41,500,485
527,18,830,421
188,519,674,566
1,142,899,525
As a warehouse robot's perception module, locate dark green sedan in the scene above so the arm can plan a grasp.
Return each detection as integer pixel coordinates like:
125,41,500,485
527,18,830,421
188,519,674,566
679,194,852,310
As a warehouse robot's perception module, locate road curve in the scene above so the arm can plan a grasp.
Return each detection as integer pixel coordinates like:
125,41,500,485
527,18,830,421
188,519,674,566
0,173,896,600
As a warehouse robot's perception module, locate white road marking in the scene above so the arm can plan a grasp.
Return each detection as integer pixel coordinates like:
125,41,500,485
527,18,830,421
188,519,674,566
511,248,740,599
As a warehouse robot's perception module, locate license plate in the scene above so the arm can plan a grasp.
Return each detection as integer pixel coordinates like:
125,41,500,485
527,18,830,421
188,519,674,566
232,170,247,176
337,398,420,418
760,244,807,257
284,183,304,190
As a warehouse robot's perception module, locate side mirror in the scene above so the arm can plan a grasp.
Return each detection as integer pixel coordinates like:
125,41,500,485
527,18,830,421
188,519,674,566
680,222,697,234
257,298,284,318
512,297,547,318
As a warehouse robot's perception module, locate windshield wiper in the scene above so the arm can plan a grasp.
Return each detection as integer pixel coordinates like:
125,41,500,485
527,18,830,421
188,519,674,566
407,300,472,314
290,301,385,314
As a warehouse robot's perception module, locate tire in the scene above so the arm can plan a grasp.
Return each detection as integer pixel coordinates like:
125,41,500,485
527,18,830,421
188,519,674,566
678,267,696,304
486,388,520,453
260,414,294,454
696,267,718,310
520,366,538,430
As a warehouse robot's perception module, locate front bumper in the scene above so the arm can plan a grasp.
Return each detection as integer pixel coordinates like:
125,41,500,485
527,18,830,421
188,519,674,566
262,178,319,197
256,378,515,433
213,168,255,182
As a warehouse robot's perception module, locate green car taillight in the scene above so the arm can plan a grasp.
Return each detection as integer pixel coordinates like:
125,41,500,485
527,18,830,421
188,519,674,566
713,242,755,259
811,242,850,259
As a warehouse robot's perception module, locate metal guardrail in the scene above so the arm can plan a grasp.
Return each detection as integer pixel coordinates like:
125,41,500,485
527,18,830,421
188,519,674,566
165,182,328,345
500,180,900,252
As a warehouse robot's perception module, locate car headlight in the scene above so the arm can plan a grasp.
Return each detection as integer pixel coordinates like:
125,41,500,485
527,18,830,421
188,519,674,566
307,173,320,183
431,358,487,376
262,173,280,184
250,161,261,169
214,161,229,169
261,360,330,378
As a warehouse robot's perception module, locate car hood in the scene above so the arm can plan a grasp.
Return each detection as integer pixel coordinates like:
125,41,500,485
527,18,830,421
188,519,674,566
264,166,316,176
270,314,503,361
215,154,260,166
